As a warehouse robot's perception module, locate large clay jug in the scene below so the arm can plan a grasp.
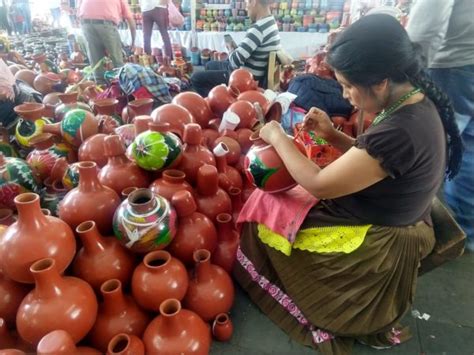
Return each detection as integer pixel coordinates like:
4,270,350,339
236,128,253,153
228,68,258,94
149,169,193,202
214,143,243,192
183,249,235,322
195,164,232,222
107,334,145,355
237,90,269,112
113,188,177,253
94,98,123,130
226,100,257,129
99,135,150,194
122,98,154,124
142,298,211,354
88,279,150,352
131,250,188,312
55,92,91,121
0,193,76,284
37,330,100,355
78,133,108,167
151,104,194,138
177,123,216,185
72,221,135,291
0,275,30,327
172,92,213,128
211,213,239,273
167,191,217,266
13,103,52,148
208,84,239,118
16,258,98,346
214,135,241,166
59,161,121,234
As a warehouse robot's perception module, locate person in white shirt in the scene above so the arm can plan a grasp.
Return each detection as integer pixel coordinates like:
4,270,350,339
48,0,62,28
139,0,172,58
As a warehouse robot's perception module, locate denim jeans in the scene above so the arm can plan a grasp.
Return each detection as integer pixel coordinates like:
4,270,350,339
429,65,474,248
190,60,232,97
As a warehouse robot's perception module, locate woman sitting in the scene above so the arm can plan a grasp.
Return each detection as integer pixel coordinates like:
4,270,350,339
234,14,462,354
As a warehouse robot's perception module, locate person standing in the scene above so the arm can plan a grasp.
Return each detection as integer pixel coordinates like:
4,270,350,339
407,0,474,251
48,0,62,28
77,0,136,82
139,0,172,59
15,0,31,34
0,0,12,35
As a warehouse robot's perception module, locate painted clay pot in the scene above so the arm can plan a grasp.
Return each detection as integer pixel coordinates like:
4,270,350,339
142,299,211,354
0,208,17,226
227,100,257,129
0,155,41,210
99,135,150,194
168,191,217,266
244,131,306,193
78,133,108,167
151,104,194,138
122,98,154,124
58,161,121,234
94,98,123,133
131,250,188,312
0,127,18,158
229,68,258,94
236,128,253,153
177,123,216,185
212,313,233,342
14,69,36,88
214,136,241,166
208,84,239,118
0,275,30,328
149,169,193,202
33,73,62,95
113,188,177,254
128,128,182,172
172,92,214,128
37,330,100,355
195,164,232,222
13,103,52,148
107,334,145,355
72,221,135,291
211,213,239,273
43,109,100,147
41,178,68,216
183,249,234,322
0,193,76,284
50,158,86,191
16,258,98,346
55,92,91,122
213,143,243,192
88,279,150,352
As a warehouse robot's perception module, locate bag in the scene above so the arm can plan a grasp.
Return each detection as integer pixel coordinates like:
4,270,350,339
168,0,184,28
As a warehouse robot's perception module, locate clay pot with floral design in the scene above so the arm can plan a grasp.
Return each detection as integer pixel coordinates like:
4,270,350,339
13,103,52,148
0,128,18,158
172,92,214,128
41,177,68,216
55,92,91,122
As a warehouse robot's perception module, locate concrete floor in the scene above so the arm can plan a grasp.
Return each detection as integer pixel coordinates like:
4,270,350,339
211,251,474,354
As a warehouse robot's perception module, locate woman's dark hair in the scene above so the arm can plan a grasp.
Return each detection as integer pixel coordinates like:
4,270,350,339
326,14,462,179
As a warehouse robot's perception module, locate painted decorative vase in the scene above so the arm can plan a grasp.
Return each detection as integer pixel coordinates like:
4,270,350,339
244,131,306,193
50,157,82,190
150,104,194,137
54,92,91,122
172,91,214,128
0,155,40,210
113,188,177,254
13,103,52,148
228,68,258,93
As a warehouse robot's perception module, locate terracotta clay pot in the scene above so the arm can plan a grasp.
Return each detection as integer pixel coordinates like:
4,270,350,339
94,98,123,133
244,131,306,193
131,250,188,312
228,68,258,94
172,92,214,128
43,109,100,147
13,102,52,148
0,208,16,226
227,100,258,129
212,313,233,342
0,350,26,355
0,193,76,284
0,318,33,353
42,178,68,216
16,258,98,346
168,191,217,266
42,92,62,107
143,299,211,354
99,135,150,194
195,164,232,222
201,128,220,149
237,90,269,112
107,334,145,355
113,188,177,253
214,143,243,192
8,64,26,76
229,187,243,223
55,92,91,122
236,128,253,153
14,69,36,88
0,275,30,328
120,187,138,200
78,133,108,167
208,84,239,118
211,213,239,273
122,98,154,124
59,161,121,234
37,330,100,355
33,73,62,95
72,221,135,291
88,279,150,352
0,318,16,349
149,169,193,201
151,104,194,138
214,136,241,166
177,123,216,185
183,249,234,322
50,157,89,191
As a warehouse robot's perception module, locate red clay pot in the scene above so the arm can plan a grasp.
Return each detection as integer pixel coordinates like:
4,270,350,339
94,98,123,134
236,128,253,153
211,213,240,273
237,90,269,112
208,84,239,118
88,279,150,352
228,68,258,94
0,276,30,328
227,100,257,129
177,123,216,185
183,249,235,322
229,187,243,222
143,299,211,354
212,313,233,342
172,92,214,128
0,318,16,349
106,334,145,355
201,128,220,149
149,169,193,201
151,104,194,138
55,92,91,121
214,143,243,192
122,98,154,124
131,250,188,312
0,208,17,226
78,133,108,167
33,73,62,95
168,191,217,266
14,69,36,88
214,136,241,166
37,330,100,355
59,161,121,234
120,187,138,200
72,221,135,291
99,135,150,194
42,92,62,107
0,193,76,284
16,258,98,346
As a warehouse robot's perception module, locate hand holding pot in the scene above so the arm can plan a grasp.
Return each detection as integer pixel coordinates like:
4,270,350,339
258,121,286,146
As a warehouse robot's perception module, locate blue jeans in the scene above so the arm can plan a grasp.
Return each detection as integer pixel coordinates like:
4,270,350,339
429,65,474,248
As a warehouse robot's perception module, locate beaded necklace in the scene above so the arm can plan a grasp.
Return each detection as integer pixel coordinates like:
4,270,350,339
371,88,422,126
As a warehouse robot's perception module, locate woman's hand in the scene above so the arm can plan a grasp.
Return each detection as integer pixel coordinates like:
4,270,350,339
259,121,286,146
303,107,335,140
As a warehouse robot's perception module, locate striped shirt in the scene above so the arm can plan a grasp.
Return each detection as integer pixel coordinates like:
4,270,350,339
229,15,281,84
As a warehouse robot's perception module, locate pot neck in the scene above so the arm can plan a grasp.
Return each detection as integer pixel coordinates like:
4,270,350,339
194,253,212,283
77,223,106,254
216,214,234,241
33,261,63,298
102,282,128,314
78,164,103,192
129,189,157,214
108,154,130,166
215,155,228,172
16,195,48,227
163,170,186,185
197,165,219,196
